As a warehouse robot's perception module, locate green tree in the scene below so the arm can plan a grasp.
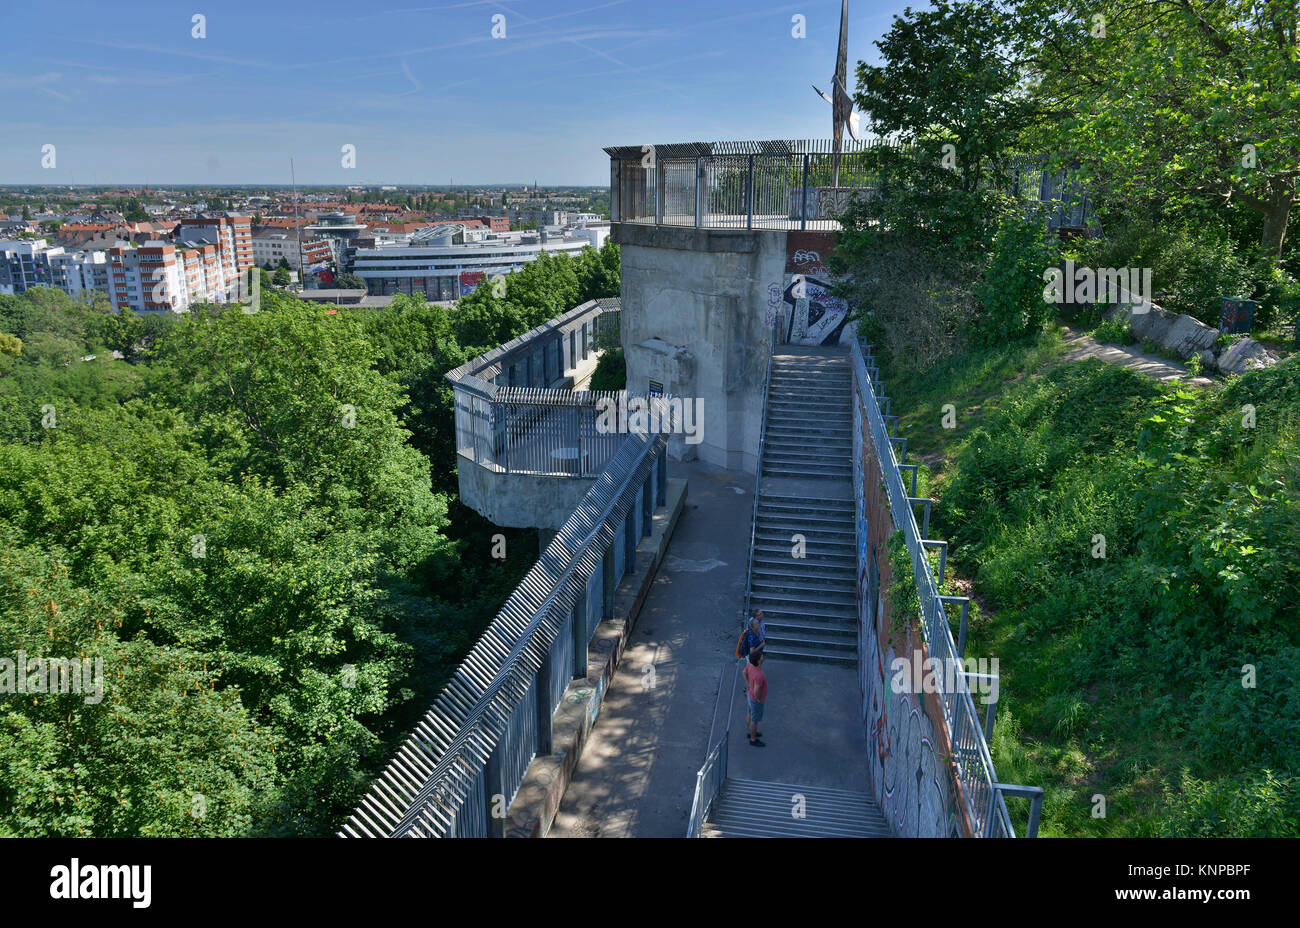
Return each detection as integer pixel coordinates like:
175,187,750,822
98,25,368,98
1023,0,1300,261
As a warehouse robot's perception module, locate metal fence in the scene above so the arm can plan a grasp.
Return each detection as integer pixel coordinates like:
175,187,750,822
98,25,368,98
605,139,898,231
606,139,1094,235
851,337,1043,838
448,297,633,477
340,417,672,838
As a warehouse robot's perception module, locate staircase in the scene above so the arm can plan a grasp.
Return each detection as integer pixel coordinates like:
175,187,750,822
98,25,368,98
762,354,853,479
750,350,858,665
702,778,891,838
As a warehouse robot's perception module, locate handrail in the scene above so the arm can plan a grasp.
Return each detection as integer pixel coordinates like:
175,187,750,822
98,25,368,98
742,315,779,627
690,317,777,837
852,337,1032,837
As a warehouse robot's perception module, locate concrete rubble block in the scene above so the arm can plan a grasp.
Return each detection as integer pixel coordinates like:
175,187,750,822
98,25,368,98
1116,301,1219,359
1215,337,1278,375
1164,314,1220,359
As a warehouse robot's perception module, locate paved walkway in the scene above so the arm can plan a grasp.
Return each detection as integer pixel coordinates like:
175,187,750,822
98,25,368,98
1061,326,1216,388
548,458,754,837
548,461,872,837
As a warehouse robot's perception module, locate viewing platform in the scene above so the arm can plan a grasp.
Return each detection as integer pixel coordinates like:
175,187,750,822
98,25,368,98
604,139,887,231
445,297,623,528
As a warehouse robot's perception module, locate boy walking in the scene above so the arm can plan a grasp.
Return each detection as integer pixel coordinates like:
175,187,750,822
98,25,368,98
743,652,767,747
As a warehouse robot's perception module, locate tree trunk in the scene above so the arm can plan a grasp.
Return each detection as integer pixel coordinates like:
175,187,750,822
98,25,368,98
1259,178,1294,263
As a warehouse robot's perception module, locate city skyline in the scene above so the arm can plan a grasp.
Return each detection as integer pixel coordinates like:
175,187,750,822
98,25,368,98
0,0,906,186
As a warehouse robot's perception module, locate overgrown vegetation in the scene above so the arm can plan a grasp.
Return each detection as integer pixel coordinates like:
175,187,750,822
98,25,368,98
883,335,1300,836
0,242,620,836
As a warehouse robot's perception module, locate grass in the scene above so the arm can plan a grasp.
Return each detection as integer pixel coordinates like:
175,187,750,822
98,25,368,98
879,330,1300,836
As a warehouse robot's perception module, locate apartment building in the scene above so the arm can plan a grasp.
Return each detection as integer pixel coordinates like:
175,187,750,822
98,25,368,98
175,215,253,287
0,239,110,298
251,232,333,270
107,241,239,313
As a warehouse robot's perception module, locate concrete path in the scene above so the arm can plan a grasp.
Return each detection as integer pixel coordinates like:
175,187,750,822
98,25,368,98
548,458,754,837
1062,326,1216,388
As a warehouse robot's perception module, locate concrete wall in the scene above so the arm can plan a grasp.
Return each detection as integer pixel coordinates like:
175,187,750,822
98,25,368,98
457,460,596,530
614,223,785,474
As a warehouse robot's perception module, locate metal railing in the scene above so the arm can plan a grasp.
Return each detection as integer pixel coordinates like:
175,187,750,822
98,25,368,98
448,298,632,477
741,315,779,623
605,139,902,231
851,337,1043,837
340,415,672,838
689,316,779,837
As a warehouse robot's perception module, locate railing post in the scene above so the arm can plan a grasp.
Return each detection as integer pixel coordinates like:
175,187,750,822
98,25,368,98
655,158,665,225
484,744,506,838
602,543,615,619
800,152,809,229
746,154,755,230
695,156,704,228
656,447,667,506
642,474,652,537
536,646,553,755
623,510,636,575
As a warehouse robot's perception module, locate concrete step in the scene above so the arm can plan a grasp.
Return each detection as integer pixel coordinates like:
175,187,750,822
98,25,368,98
749,598,857,623
707,778,891,838
762,464,853,480
751,546,857,569
762,642,858,666
763,626,857,649
752,553,856,574
760,614,857,637
755,517,855,539
748,585,857,611
748,566,857,595
758,495,854,512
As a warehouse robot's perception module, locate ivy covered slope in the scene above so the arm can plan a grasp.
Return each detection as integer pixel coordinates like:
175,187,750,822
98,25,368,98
0,242,620,836
887,338,1300,836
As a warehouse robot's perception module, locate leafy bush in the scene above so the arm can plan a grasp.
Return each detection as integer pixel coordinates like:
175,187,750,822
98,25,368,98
1068,221,1252,326
1091,316,1133,345
590,347,626,391
1255,265,1300,330
974,212,1059,346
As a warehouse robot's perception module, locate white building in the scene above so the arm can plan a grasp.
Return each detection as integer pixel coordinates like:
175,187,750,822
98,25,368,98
348,226,599,301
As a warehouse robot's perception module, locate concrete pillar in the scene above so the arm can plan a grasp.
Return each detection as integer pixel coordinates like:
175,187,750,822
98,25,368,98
484,744,506,838
535,646,553,754
602,543,615,619
572,589,587,678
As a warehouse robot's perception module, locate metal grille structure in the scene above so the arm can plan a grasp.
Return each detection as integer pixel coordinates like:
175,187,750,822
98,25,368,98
340,418,672,838
605,139,901,230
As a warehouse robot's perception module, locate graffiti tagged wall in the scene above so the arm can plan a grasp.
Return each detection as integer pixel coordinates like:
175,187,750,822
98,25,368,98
853,371,965,838
779,231,856,347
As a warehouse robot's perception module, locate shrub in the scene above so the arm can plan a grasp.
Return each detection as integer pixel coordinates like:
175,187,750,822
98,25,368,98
1255,265,1300,330
1091,316,1133,345
974,212,1059,347
590,347,625,391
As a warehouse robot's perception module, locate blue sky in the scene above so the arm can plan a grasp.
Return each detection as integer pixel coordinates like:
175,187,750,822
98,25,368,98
0,0,913,186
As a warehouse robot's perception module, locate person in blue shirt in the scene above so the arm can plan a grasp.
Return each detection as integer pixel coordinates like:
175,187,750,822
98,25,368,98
742,611,766,659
